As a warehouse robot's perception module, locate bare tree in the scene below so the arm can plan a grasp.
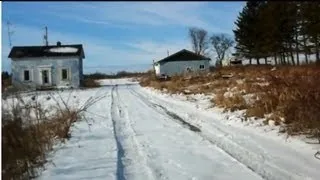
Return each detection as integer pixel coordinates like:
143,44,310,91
210,33,234,67
188,27,209,56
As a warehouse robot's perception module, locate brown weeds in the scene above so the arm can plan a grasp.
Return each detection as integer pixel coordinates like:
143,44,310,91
83,78,101,88
2,89,105,179
139,64,320,141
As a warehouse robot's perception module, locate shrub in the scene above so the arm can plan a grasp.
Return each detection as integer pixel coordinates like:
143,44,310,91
213,92,248,112
83,78,101,88
2,90,105,179
2,71,12,92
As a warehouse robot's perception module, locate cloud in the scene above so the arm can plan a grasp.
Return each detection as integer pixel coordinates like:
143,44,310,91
125,40,192,59
135,2,223,32
24,2,238,33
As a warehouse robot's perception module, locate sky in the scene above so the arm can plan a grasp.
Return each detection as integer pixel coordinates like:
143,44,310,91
1,2,245,74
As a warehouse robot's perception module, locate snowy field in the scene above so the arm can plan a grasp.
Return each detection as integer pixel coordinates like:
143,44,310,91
97,78,139,86
37,78,320,180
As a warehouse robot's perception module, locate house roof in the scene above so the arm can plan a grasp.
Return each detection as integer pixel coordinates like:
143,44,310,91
156,49,211,63
8,44,85,59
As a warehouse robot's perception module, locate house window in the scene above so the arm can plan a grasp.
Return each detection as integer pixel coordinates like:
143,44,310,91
24,70,30,81
200,65,205,69
61,68,69,80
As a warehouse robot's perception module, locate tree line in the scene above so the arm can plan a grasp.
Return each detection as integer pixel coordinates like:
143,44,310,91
188,1,320,66
233,1,320,65
84,71,147,79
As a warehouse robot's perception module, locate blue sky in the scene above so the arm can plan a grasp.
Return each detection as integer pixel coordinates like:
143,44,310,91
1,2,245,74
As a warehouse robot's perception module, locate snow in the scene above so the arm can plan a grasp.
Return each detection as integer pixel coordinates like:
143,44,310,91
243,93,257,105
34,78,320,180
255,82,270,87
2,88,107,125
56,85,72,89
97,78,138,86
224,91,234,98
140,86,320,180
49,47,78,53
236,79,245,84
268,120,276,127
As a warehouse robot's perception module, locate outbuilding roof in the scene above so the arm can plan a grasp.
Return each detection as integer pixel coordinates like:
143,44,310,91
8,43,85,59
157,49,211,63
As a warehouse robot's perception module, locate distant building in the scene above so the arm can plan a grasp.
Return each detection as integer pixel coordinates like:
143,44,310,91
222,55,243,67
153,49,211,77
230,57,242,66
8,41,85,90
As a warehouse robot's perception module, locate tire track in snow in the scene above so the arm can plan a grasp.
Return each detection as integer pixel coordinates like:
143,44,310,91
111,85,163,180
128,86,304,180
128,87,201,132
110,86,126,180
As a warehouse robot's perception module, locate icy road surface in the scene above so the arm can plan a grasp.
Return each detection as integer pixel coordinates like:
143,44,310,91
39,79,320,180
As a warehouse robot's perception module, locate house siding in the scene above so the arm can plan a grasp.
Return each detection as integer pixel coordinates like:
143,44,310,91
11,56,81,89
79,58,84,86
156,60,210,76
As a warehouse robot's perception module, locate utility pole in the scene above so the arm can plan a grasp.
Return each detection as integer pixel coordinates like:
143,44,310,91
7,21,14,48
44,26,48,46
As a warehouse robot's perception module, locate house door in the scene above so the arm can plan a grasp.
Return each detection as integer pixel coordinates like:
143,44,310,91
41,70,51,85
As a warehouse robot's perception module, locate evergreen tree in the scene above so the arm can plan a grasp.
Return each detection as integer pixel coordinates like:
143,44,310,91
300,2,320,63
234,1,320,65
234,1,267,65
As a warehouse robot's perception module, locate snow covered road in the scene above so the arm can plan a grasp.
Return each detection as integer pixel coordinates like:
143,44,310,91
38,79,320,180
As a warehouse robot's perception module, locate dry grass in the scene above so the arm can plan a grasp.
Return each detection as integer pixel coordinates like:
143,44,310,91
139,64,320,141
261,73,320,138
2,76,12,92
245,105,266,119
82,78,101,88
2,90,105,179
2,110,77,179
213,92,247,112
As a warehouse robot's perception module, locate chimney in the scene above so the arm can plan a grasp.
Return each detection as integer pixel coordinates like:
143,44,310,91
57,41,61,46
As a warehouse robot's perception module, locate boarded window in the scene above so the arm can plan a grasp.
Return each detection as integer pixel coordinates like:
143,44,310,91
24,70,30,81
62,69,68,80
199,65,205,69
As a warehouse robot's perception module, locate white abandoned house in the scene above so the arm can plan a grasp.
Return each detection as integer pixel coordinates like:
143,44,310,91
8,41,85,90
153,49,211,77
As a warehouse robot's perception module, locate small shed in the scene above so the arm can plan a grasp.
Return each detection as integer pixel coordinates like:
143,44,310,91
153,49,211,77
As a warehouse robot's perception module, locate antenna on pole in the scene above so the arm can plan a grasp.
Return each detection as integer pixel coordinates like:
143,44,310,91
44,26,48,46
7,21,14,48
